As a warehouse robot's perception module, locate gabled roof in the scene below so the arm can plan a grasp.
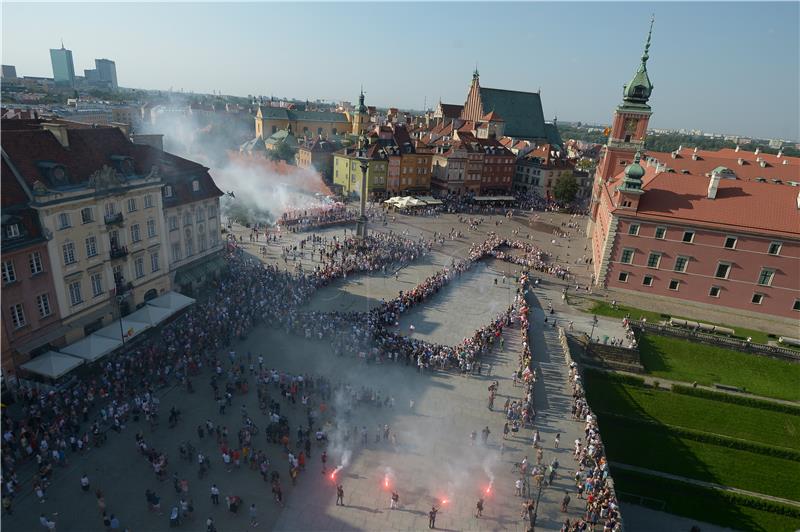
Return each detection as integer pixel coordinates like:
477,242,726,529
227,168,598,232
257,106,349,124
478,87,546,139
438,103,463,119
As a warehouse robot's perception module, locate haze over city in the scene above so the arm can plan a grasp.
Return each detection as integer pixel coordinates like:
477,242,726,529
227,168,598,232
2,1,798,140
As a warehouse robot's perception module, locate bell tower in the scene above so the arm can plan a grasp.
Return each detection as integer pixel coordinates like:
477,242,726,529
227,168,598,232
591,17,655,221
352,87,368,135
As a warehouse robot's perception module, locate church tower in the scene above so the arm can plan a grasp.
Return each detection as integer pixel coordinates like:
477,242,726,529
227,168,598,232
351,87,368,135
591,17,655,221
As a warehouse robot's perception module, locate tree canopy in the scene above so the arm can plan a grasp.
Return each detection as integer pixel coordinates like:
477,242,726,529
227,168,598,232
553,174,580,203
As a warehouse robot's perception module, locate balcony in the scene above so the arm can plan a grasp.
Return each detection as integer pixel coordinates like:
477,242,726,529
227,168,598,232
104,212,124,225
114,274,133,296
110,245,129,260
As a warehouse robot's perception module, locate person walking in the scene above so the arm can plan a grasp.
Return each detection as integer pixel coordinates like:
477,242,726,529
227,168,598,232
554,433,560,449
475,498,484,518
390,491,399,509
210,484,220,505
80,474,90,492
428,505,439,529
336,484,344,506
561,491,571,512
248,503,259,528
321,451,327,474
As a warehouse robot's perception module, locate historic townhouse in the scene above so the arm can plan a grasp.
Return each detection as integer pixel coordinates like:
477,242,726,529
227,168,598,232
1,162,63,375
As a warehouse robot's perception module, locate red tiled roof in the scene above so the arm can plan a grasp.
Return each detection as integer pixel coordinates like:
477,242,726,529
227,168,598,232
607,161,800,237
439,103,463,119
481,111,504,122
646,148,800,181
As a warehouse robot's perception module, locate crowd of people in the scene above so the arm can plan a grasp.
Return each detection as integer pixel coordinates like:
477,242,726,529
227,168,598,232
565,362,623,531
278,203,355,231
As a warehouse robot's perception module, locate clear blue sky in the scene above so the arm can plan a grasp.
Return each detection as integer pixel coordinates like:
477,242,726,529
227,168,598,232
3,2,798,140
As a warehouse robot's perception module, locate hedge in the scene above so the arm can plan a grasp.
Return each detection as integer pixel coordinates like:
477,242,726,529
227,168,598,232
596,412,800,462
672,384,800,416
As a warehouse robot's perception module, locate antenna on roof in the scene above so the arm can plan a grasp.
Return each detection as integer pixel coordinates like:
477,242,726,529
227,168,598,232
61,38,65,49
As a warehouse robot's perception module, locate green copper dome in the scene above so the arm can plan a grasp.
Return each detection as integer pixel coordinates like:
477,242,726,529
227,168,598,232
624,154,645,181
623,17,655,105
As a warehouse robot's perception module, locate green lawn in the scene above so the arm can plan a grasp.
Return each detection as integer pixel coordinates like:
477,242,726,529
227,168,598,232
638,334,800,402
598,417,800,502
583,372,800,450
613,469,800,532
588,300,774,344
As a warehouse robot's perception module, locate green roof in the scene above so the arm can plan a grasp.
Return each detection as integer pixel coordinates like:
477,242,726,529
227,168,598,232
258,106,348,124
544,123,563,148
479,87,546,139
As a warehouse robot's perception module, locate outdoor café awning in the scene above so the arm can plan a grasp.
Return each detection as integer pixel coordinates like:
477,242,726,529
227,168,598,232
60,334,123,362
93,317,151,343
416,196,443,205
20,351,84,379
146,291,196,313
127,305,173,326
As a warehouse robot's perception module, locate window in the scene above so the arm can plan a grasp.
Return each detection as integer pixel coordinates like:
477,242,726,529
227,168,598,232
36,294,52,318
618,272,629,283
751,293,764,305
90,272,103,297
715,262,731,279
150,252,160,272
164,185,173,198
127,198,138,212
192,180,200,192
2,260,16,284
724,236,737,249
85,236,98,258
185,229,194,256
144,194,153,208
104,202,116,217
81,207,94,224
642,275,654,287
208,206,216,219
709,286,721,298
768,242,782,255
29,252,43,275
68,281,82,306
169,216,179,231
134,257,145,278
674,256,689,273
147,219,156,238
9,304,26,329
653,227,666,239
628,224,640,236
646,252,662,269
130,224,141,243
757,268,775,286
171,242,182,262
793,300,800,312
62,242,77,265
58,212,71,229
668,279,681,291
183,213,192,226
620,248,635,264
196,209,204,223
682,231,695,243
6,224,20,238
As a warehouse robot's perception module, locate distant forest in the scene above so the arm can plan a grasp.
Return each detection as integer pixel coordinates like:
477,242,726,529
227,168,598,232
558,125,799,158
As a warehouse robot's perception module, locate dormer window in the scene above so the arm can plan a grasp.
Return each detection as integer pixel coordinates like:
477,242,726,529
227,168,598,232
5,224,20,238
192,180,200,192
111,155,135,176
164,185,173,198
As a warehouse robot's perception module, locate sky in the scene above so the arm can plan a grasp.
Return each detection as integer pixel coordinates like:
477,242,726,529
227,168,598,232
2,2,799,140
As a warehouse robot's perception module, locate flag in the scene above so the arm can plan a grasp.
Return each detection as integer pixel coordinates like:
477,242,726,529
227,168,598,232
603,127,611,136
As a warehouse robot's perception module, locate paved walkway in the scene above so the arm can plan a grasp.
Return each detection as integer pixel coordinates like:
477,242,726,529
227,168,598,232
610,462,800,508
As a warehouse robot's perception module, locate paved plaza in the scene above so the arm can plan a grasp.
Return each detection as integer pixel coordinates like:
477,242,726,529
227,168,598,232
4,211,644,532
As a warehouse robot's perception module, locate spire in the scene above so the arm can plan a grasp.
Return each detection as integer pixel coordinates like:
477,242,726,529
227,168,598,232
620,151,646,192
472,63,479,81
61,38,65,49
622,16,655,106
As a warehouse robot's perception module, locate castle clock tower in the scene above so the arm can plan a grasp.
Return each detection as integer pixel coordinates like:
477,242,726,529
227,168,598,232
590,17,655,221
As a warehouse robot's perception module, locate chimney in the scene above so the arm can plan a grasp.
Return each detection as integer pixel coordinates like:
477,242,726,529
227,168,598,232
42,123,69,148
708,174,721,199
777,149,783,158
738,158,744,166
754,147,761,155
693,147,698,153
783,159,790,165
797,190,800,209
735,145,740,152
678,145,683,151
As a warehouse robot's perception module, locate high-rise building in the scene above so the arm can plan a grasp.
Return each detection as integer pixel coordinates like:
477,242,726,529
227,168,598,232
1,65,17,79
95,58,118,90
50,43,76,87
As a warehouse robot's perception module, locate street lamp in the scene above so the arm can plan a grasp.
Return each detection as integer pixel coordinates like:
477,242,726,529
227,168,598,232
116,294,127,344
589,314,599,341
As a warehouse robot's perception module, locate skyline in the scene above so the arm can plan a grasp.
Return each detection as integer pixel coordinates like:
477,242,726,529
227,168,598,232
2,2,799,140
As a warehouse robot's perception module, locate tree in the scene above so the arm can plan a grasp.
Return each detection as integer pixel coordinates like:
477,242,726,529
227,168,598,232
553,174,579,203
268,141,296,164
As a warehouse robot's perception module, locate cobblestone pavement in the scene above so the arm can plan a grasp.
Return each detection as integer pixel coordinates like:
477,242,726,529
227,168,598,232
3,210,642,532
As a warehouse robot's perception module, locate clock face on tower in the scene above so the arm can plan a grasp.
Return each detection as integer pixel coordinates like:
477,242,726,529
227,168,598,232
624,118,638,134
